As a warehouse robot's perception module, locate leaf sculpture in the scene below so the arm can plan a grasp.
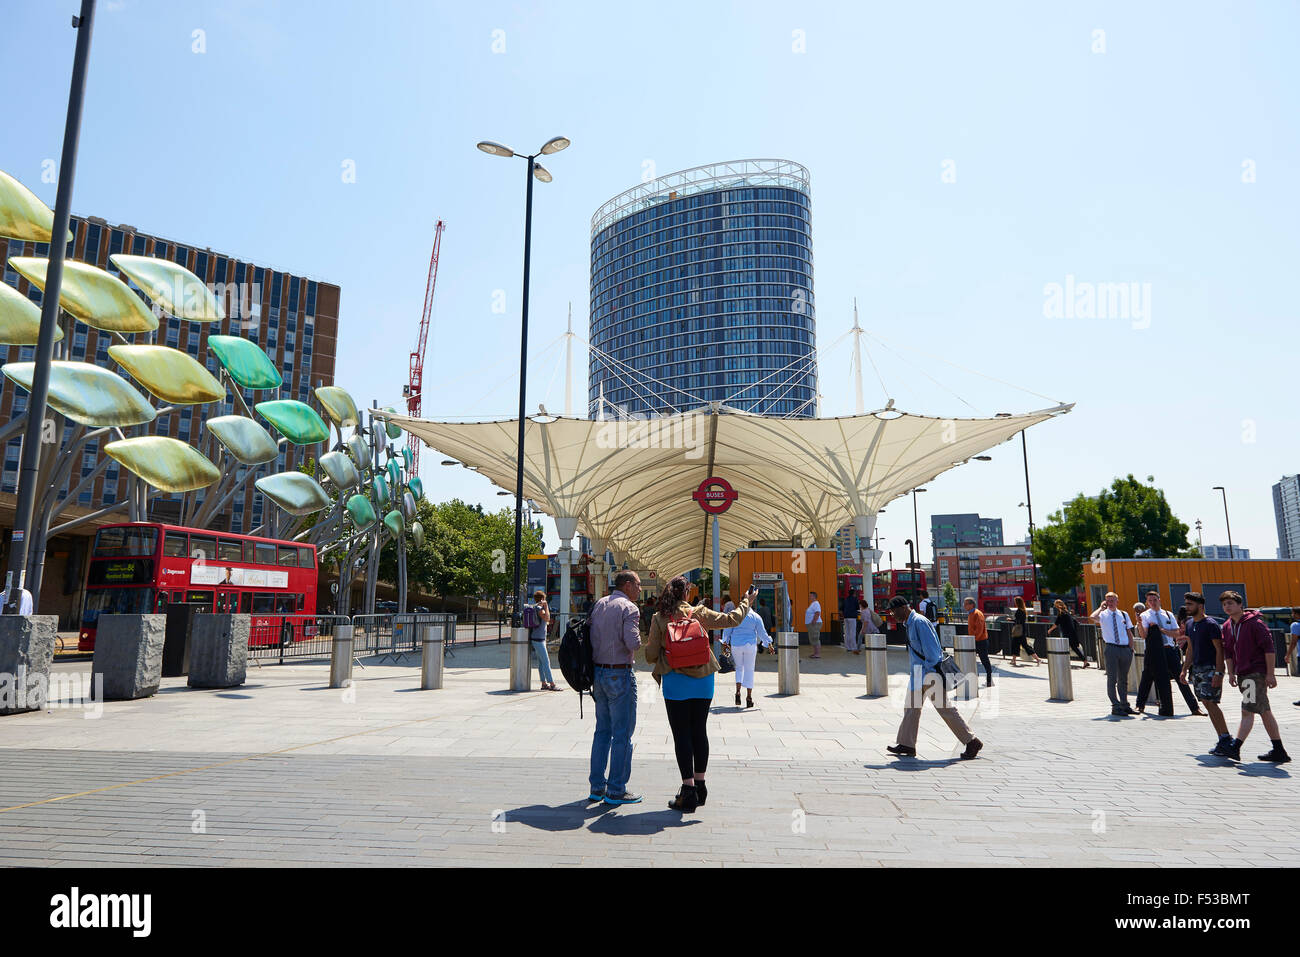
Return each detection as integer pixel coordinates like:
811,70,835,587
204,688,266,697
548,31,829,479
346,493,376,529
206,334,283,390
255,472,331,516
315,385,359,429
402,491,416,520
381,406,402,439
104,436,219,492
107,344,225,404
0,169,72,243
346,434,370,469
206,415,278,465
255,399,329,445
0,281,63,345
318,450,360,490
373,473,389,505
9,257,158,333
401,447,413,471
109,254,224,321
2,360,155,427
408,475,424,501
383,509,404,537
410,521,425,548
386,459,400,488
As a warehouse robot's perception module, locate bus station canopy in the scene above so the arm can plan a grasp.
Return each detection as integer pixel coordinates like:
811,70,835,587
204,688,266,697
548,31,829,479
377,403,1073,578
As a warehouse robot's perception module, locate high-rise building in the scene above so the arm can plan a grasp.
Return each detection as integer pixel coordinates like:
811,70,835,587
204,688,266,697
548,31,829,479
931,513,1004,548
588,160,816,418
933,543,1033,603
1274,475,1300,560
1199,545,1250,561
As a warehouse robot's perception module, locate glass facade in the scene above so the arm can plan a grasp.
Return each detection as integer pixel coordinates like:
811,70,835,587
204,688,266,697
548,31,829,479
588,161,816,418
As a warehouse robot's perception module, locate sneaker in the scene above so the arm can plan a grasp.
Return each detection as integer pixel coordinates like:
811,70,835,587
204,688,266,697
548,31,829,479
1222,740,1242,761
587,786,606,802
886,744,916,757
1209,740,1231,757
604,791,642,805
1258,749,1292,764
960,738,983,760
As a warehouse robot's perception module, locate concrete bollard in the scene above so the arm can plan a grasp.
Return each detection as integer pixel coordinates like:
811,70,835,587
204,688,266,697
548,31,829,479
510,626,532,692
865,632,889,697
0,615,57,715
188,614,248,689
92,614,167,700
1046,635,1074,701
421,625,444,690
1129,637,1145,689
777,631,799,695
953,633,979,701
329,624,354,690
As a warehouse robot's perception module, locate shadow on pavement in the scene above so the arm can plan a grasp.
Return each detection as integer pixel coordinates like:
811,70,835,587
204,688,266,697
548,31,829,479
587,808,699,835
863,758,962,771
504,800,612,832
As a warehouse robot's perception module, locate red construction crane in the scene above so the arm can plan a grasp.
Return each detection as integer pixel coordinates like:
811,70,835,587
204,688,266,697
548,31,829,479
405,220,445,476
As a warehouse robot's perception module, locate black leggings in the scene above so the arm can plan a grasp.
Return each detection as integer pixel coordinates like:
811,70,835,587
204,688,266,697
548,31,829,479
664,697,712,781
1069,637,1089,662
975,643,993,680
1010,631,1035,658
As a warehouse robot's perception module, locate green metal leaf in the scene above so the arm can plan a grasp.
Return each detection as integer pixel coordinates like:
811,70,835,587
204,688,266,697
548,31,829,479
206,334,283,390
346,434,370,470
382,406,402,440
401,447,413,471
383,509,404,537
254,472,331,516
402,491,416,520
373,473,389,505
386,459,400,488
206,415,278,465
410,521,424,548
0,281,63,345
0,169,71,243
104,436,219,492
318,450,360,490
9,257,158,333
2,360,155,427
107,344,225,405
315,385,359,429
256,399,329,445
408,475,424,501
109,254,224,321
346,493,376,529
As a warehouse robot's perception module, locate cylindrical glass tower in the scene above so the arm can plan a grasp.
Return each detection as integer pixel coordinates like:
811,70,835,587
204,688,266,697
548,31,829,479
589,159,816,418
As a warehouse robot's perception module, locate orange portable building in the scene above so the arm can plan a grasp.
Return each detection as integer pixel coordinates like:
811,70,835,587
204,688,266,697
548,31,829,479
1080,559,1300,614
728,547,839,636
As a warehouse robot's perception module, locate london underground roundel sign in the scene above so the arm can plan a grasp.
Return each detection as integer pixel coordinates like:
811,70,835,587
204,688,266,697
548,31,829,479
693,476,738,515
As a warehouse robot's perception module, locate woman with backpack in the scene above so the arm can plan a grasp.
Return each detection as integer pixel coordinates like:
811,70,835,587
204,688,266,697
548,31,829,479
525,590,560,691
643,575,755,813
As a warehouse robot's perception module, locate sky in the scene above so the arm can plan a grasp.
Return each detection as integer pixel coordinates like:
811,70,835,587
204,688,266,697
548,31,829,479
3,0,1298,566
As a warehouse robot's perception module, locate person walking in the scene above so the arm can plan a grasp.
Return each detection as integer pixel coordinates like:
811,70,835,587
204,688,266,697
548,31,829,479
526,590,560,691
1008,596,1041,667
886,596,983,760
722,600,767,707
964,597,994,686
587,570,644,805
1047,598,1090,668
1136,591,1201,715
1218,591,1290,763
1180,592,1233,755
841,589,860,654
1090,592,1135,715
644,576,754,812
805,591,823,659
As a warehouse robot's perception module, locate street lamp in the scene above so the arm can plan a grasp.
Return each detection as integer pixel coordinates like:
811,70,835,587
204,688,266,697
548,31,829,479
912,487,927,575
477,134,570,627
1212,486,1234,558
1019,429,1042,612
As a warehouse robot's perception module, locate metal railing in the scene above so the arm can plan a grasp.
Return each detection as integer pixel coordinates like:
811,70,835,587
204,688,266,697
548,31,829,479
247,614,354,663
351,612,458,662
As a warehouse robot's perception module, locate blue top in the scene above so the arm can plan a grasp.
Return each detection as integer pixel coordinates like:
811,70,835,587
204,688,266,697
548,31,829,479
724,609,769,647
662,671,714,700
1291,621,1300,638
902,611,943,691
1187,616,1222,668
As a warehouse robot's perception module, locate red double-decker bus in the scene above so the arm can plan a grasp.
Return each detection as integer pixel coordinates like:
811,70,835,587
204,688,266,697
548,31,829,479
872,569,926,610
837,572,864,602
79,522,318,651
976,566,1038,614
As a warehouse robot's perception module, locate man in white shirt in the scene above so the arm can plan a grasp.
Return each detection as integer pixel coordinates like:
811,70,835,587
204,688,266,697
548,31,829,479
0,586,33,616
1137,590,1201,715
805,592,823,659
1090,591,1135,715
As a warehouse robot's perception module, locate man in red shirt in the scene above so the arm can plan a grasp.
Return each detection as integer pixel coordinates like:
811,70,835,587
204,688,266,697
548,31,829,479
964,597,993,687
1219,591,1290,763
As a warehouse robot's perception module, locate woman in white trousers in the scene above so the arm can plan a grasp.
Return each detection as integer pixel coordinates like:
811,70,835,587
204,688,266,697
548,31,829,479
723,605,768,708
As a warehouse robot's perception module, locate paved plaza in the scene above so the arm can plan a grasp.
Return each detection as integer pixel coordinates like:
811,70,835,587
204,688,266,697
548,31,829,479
1,644,1297,867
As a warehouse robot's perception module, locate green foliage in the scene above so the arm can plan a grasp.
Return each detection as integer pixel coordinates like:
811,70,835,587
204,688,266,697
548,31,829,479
696,568,730,598
941,581,958,613
1033,475,1192,594
837,565,858,574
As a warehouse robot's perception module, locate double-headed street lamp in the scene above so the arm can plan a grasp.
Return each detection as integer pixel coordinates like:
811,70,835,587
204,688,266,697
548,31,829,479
476,135,569,625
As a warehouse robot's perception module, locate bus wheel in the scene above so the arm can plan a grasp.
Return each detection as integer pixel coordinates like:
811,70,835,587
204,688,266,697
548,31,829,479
280,623,295,648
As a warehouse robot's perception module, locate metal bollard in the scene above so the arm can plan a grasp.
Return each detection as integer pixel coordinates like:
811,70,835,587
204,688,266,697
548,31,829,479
1046,635,1074,701
777,630,800,695
329,624,354,690
421,625,444,690
1129,637,1145,689
509,626,532,692
953,633,979,701
865,632,889,697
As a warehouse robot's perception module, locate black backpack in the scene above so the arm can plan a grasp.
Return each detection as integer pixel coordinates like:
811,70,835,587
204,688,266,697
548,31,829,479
558,615,595,717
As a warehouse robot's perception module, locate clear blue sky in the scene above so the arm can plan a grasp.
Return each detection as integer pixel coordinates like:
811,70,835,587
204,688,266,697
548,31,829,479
3,0,1297,565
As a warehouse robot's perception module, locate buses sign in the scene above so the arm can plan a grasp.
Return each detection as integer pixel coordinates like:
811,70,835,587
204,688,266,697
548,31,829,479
693,476,738,515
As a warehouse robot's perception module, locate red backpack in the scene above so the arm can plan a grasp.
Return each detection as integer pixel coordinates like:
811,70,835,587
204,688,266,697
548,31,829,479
663,611,711,669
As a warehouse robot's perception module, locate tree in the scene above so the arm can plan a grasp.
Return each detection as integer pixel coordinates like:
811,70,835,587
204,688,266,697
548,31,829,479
696,568,730,599
941,581,958,615
1034,475,1193,594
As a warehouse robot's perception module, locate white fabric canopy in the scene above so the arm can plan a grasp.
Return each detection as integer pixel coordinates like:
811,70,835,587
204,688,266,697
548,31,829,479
379,403,1073,577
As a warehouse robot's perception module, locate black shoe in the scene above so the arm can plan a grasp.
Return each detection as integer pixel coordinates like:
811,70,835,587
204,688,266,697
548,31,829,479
959,738,983,760
1222,740,1242,761
1121,705,1137,715
694,780,707,806
604,790,642,805
1209,739,1232,757
886,744,916,757
587,786,606,802
734,691,741,706
986,678,994,688
746,694,753,709
1258,748,1292,764
668,785,699,812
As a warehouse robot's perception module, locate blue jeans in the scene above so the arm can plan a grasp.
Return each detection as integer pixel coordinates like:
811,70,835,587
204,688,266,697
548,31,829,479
530,640,554,684
590,666,637,795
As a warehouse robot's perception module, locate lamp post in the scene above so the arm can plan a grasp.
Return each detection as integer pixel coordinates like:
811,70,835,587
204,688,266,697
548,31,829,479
1018,429,1042,613
912,487,927,585
1212,486,1234,558
477,135,569,626
4,0,96,615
